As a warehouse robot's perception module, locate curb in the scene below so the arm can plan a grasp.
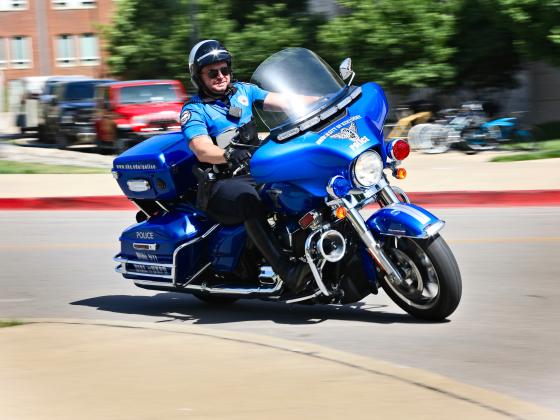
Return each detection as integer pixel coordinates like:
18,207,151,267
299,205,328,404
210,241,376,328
0,190,560,210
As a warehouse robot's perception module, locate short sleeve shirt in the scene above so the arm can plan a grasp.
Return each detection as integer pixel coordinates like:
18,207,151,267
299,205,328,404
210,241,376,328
180,82,268,146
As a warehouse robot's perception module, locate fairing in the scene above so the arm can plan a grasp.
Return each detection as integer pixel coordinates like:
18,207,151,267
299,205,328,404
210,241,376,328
251,82,388,197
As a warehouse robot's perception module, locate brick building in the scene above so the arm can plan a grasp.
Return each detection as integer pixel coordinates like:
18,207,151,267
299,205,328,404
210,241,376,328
0,0,114,109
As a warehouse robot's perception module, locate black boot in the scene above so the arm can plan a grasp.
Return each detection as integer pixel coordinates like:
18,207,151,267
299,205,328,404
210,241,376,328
244,217,310,293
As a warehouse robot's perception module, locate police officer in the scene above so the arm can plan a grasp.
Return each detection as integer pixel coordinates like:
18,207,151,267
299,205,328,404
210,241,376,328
180,39,309,294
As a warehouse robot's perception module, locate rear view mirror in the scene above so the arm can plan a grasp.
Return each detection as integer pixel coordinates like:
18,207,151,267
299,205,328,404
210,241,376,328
339,58,354,83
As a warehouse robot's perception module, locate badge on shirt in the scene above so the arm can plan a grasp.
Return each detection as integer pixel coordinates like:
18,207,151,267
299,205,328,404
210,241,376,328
238,95,249,106
180,110,191,125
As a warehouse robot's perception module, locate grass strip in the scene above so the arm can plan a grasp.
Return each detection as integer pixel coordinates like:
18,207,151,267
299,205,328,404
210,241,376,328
0,160,108,174
491,139,560,162
0,320,24,328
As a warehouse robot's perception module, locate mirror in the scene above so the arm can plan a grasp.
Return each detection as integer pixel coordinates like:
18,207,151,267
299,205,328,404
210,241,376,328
339,58,353,81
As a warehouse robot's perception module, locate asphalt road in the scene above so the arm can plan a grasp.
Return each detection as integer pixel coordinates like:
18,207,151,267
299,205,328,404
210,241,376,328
1,207,559,413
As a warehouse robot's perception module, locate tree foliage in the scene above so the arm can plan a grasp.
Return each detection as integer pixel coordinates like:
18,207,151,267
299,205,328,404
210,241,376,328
498,0,560,66
450,0,522,90
103,0,560,94
316,0,456,93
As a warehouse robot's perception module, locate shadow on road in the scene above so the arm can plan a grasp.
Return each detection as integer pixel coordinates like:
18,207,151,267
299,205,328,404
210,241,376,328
70,293,441,325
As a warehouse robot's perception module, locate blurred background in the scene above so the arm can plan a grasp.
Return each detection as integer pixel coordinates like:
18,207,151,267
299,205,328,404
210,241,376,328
1,0,560,140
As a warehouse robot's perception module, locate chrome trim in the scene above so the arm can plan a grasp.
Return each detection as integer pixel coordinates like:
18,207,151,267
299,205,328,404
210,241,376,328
285,290,322,304
424,220,446,238
317,229,346,263
391,186,411,204
341,197,404,285
133,242,158,251
178,262,212,288
131,200,150,218
116,265,171,280
172,224,220,286
378,184,401,206
155,201,170,213
304,230,331,296
185,278,283,296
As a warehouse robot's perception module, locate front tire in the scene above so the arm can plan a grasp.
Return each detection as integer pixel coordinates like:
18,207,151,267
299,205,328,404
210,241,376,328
380,234,461,321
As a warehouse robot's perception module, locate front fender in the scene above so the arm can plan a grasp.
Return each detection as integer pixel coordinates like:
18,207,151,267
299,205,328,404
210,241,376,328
366,203,445,239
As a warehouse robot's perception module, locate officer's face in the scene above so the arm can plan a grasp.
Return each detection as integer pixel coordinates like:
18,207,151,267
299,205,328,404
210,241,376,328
201,61,231,95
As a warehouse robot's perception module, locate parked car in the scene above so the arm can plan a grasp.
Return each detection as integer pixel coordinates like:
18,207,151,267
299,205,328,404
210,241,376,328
43,78,114,148
94,80,187,152
14,76,50,134
37,75,90,142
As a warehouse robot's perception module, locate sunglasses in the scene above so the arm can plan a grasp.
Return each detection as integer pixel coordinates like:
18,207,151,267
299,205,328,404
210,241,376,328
206,66,231,79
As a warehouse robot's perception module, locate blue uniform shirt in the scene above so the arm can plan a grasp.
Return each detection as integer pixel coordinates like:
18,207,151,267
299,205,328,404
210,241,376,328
180,82,268,147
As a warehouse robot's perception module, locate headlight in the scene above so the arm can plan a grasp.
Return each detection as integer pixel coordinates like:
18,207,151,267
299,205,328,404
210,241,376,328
352,150,383,187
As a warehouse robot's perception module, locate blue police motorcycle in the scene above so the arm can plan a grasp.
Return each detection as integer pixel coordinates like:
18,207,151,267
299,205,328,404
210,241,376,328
112,48,461,320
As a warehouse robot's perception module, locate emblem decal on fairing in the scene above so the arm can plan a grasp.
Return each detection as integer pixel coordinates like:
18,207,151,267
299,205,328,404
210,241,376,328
316,115,370,150
180,110,191,125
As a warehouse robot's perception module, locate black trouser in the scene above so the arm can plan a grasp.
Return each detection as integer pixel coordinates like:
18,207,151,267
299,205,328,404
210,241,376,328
206,175,264,225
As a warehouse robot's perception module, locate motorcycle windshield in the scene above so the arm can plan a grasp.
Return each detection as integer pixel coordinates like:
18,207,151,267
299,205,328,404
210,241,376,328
250,48,346,130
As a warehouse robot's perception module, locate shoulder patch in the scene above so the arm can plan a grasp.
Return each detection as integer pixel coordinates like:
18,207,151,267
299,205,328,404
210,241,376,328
180,110,191,125
238,95,249,106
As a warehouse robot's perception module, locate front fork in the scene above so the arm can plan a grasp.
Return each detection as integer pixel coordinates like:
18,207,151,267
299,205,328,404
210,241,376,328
341,194,405,285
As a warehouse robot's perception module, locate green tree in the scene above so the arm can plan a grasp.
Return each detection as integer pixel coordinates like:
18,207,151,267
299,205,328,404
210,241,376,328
498,0,560,66
450,0,522,90
223,3,307,81
103,1,307,88
317,0,456,93
103,0,234,84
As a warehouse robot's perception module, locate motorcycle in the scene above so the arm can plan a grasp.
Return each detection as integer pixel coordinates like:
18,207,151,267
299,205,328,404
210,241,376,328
112,48,462,321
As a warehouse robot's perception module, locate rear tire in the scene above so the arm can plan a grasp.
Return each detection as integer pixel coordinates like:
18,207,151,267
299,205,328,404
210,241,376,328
193,293,239,305
380,234,462,321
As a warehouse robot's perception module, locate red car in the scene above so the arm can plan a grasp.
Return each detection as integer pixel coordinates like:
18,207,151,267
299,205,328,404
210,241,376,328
94,80,187,152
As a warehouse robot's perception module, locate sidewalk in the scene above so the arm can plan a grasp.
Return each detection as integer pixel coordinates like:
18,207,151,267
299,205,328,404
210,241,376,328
0,319,556,420
0,148,559,207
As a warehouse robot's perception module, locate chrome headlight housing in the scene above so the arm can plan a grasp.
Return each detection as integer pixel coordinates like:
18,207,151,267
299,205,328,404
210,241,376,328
352,150,383,188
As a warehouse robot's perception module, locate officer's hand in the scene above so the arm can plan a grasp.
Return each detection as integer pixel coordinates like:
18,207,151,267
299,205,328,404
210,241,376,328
224,147,252,168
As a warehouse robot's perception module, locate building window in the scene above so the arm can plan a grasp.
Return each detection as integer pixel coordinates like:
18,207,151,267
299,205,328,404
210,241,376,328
79,33,99,65
56,35,76,66
0,0,28,11
0,38,7,69
10,36,32,68
51,0,96,9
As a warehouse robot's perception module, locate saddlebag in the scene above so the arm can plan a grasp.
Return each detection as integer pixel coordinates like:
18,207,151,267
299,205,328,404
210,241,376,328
114,212,216,288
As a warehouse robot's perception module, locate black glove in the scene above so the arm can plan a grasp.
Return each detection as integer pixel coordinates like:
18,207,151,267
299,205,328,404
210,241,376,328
224,147,252,168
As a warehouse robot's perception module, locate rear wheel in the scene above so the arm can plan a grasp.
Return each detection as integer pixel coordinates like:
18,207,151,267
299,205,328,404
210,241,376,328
192,293,239,305
380,234,461,321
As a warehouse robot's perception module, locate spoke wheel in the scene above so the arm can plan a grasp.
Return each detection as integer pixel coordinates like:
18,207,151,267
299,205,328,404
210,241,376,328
380,235,461,321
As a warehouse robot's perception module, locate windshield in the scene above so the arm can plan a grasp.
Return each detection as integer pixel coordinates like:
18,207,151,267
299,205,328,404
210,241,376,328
118,84,179,104
65,81,97,101
250,48,346,130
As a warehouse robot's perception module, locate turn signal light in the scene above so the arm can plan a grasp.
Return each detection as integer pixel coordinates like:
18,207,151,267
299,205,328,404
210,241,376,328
395,167,407,180
387,139,410,161
335,206,347,219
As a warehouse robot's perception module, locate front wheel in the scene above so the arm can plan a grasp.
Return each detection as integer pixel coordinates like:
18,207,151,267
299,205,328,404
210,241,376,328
380,234,461,321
